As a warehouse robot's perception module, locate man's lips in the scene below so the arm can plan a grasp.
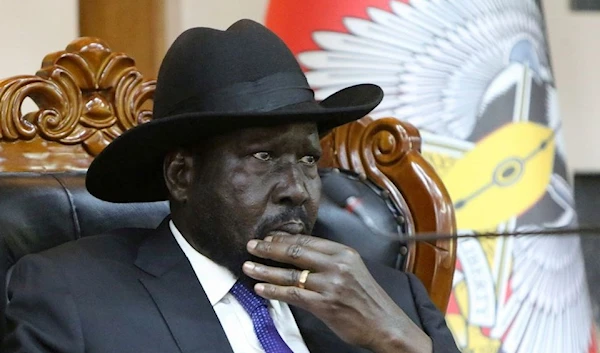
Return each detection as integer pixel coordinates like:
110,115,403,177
267,221,305,236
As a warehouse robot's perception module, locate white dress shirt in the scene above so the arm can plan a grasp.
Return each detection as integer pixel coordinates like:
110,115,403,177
170,221,311,353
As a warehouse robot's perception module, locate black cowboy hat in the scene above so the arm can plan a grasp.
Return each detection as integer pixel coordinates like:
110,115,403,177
86,19,383,203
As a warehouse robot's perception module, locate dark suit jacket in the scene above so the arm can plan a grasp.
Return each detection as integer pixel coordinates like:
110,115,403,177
2,219,459,353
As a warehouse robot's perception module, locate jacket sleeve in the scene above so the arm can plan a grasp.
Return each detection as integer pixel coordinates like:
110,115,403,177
407,273,461,353
1,254,85,353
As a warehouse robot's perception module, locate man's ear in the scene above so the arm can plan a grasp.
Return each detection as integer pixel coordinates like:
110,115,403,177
163,149,195,203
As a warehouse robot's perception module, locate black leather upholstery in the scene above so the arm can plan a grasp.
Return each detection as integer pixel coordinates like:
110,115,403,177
0,173,170,339
316,169,408,270
0,169,406,340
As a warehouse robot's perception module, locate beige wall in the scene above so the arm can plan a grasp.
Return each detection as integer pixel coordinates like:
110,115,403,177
542,0,600,173
0,0,79,79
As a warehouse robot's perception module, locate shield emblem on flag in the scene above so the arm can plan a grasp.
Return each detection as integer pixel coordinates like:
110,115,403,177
267,1,597,352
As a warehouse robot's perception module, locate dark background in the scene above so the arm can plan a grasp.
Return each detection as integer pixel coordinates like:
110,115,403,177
572,0,600,10
574,173,600,327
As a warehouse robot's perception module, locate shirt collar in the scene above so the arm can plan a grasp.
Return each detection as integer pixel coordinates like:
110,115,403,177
169,220,237,306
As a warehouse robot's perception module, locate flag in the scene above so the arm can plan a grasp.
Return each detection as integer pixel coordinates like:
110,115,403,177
266,1,597,352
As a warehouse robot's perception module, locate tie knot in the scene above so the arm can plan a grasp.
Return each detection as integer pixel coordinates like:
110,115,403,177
230,281,268,314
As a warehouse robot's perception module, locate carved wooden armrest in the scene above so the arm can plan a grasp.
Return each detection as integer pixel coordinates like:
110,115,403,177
319,116,457,312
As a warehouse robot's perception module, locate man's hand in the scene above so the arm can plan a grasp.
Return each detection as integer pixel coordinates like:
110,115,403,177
243,235,433,353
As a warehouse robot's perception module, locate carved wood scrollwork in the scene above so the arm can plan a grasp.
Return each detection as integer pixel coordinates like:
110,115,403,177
0,38,155,171
320,117,457,312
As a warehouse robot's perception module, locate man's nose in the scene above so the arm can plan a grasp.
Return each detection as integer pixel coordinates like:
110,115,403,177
272,165,309,206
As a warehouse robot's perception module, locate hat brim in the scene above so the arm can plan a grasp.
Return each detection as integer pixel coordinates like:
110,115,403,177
86,84,383,202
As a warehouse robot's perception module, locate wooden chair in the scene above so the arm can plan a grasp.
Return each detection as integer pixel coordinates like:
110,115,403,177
0,38,456,330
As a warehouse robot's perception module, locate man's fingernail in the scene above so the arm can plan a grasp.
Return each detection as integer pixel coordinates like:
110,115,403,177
247,240,258,249
264,236,273,242
255,284,265,293
243,261,255,271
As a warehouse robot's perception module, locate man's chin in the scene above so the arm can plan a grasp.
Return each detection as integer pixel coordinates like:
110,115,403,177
208,241,300,292
232,256,300,291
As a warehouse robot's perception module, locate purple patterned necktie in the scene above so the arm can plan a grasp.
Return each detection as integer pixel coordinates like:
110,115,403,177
230,281,294,353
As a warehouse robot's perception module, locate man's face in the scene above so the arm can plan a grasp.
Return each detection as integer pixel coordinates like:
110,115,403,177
178,122,322,280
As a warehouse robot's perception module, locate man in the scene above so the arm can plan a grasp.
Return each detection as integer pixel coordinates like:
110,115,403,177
2,20,459,353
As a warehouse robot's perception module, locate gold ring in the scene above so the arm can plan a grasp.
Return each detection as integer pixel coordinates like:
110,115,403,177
297,269,310,289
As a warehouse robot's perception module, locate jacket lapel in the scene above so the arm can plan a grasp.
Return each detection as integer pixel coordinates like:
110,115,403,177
135,218,234,353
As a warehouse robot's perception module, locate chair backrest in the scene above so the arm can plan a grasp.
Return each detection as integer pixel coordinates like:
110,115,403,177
0,37,154,171
0,38,456,335
319,116,457,314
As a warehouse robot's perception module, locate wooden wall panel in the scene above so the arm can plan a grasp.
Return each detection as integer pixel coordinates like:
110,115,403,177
79,0,165,79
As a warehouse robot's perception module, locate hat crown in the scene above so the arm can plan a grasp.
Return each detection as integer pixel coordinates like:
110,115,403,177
153,19,310,119
86,19,383,203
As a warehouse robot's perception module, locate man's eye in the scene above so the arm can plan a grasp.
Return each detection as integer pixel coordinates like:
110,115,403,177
299,155,318,165
252,152,272,161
